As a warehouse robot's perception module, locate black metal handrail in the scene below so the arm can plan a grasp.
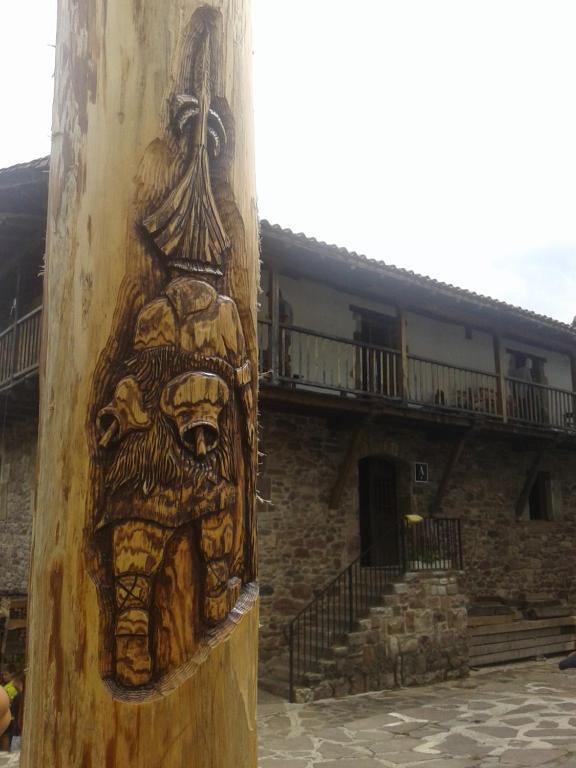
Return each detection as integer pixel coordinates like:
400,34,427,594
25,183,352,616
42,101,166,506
402,517,464,571
287,517,463,701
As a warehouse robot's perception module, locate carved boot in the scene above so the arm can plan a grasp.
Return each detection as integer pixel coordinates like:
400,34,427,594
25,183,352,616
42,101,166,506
203,558,230,625
203,564,243,625
114,574,153,687
200,508,238,625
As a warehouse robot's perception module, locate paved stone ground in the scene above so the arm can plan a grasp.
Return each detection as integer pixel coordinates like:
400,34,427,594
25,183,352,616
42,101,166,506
258,659,576,767
2,659,575,766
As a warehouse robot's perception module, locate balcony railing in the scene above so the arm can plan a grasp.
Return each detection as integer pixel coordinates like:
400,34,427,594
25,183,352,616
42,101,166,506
0,307,42,390
273,324,402,398
506,377,575,431
259,321,576,433
1,311,574,434
408,356,499,417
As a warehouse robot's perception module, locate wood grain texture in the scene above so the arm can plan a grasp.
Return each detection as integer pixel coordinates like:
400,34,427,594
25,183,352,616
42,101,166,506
21,0,258,764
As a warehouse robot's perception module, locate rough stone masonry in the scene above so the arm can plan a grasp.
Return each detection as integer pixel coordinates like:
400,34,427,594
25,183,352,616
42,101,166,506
257,408,576,673
0,416,37,596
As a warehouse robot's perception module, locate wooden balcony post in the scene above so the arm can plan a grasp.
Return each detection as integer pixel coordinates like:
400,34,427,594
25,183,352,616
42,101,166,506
269,269,280,382
515,437,559,519
493,333,508,422
571,356,576,396
9,268,20,384
22,1,259,766
399,308,409,402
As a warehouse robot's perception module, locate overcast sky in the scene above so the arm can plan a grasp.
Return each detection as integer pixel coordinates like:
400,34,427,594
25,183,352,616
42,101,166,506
1,1,575,323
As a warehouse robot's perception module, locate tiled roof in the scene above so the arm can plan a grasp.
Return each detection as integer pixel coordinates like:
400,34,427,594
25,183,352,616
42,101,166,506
0,156,50,184
0,159,573,338
261,220,576,338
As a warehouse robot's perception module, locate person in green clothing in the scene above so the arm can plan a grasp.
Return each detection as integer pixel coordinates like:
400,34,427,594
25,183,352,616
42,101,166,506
0,684,11,752
1,667,18,702
0,686,10,737
5,672,23,753
0,668,23,752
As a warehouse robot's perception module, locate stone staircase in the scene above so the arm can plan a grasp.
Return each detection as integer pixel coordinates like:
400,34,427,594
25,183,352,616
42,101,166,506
259,570,468,702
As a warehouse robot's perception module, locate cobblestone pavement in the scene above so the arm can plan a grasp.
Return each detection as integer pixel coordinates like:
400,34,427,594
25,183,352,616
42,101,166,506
2,660,575,766
0,753,19,767
258,659,576,767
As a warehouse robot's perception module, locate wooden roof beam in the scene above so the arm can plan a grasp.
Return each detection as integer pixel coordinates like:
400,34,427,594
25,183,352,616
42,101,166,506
514,436,561,519
430,423,476,517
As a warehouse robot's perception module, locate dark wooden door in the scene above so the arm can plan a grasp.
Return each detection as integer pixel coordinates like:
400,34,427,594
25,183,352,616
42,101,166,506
359,457,399,566
355,311,400,396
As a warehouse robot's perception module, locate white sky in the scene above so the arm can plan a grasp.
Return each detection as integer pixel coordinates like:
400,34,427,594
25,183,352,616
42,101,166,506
1,1,575,323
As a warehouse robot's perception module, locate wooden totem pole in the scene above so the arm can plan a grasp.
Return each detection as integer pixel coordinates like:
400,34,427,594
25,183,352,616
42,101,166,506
22,1,259,765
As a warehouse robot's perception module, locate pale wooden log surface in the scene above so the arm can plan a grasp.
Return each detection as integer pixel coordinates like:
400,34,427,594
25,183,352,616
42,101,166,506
22,0,259,765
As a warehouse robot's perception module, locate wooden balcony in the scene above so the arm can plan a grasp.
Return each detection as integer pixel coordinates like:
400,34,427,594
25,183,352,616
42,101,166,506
0,306,42,391
259,321,576,433
1,309,574,434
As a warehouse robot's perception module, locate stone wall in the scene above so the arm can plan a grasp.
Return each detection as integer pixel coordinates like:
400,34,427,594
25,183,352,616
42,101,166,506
294,571,468,702
444,441,576,604
258,407,576,667
0,415,37,595
258,411,361,662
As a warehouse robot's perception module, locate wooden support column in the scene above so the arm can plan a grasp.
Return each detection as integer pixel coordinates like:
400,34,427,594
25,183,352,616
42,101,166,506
329,416,373,509
515,437,559,519
22,2,259,766
430,425,475,517
493,333,508,423
9,267,20,385
399,308,409,402
570,356,576,429
269,269,280,382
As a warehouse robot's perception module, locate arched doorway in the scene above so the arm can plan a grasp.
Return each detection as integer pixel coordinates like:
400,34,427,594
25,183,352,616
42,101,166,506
358,457,400,566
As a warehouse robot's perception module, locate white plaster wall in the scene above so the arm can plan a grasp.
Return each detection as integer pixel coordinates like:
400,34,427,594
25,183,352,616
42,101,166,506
277,274,396,338
406,312,495,372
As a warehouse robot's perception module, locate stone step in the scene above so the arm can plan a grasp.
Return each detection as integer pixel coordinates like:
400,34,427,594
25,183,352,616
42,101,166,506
262,662,289,680
302,671,324,685
259,675,290,699
271,571,416,702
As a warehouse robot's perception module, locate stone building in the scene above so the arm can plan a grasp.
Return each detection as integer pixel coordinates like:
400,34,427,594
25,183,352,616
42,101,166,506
256,225,576,699
1,158,576,700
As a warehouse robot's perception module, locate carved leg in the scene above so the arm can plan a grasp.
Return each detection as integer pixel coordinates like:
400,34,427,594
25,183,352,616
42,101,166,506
199,509,240,625
113,521,171,687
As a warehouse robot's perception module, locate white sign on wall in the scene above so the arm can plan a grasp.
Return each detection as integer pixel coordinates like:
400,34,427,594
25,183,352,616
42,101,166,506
414,462,429,483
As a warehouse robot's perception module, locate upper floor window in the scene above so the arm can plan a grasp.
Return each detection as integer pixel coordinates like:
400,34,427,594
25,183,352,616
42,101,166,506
352,306,399,350
507,350,547,386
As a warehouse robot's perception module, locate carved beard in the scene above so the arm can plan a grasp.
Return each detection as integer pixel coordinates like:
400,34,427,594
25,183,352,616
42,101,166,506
103,347,235,499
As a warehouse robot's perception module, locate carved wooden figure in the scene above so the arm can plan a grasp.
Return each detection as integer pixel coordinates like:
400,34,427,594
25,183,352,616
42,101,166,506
94,19,256,690
22,1,258,765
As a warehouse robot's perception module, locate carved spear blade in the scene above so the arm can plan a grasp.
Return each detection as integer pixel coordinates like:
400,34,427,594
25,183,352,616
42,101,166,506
143,25,230,275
